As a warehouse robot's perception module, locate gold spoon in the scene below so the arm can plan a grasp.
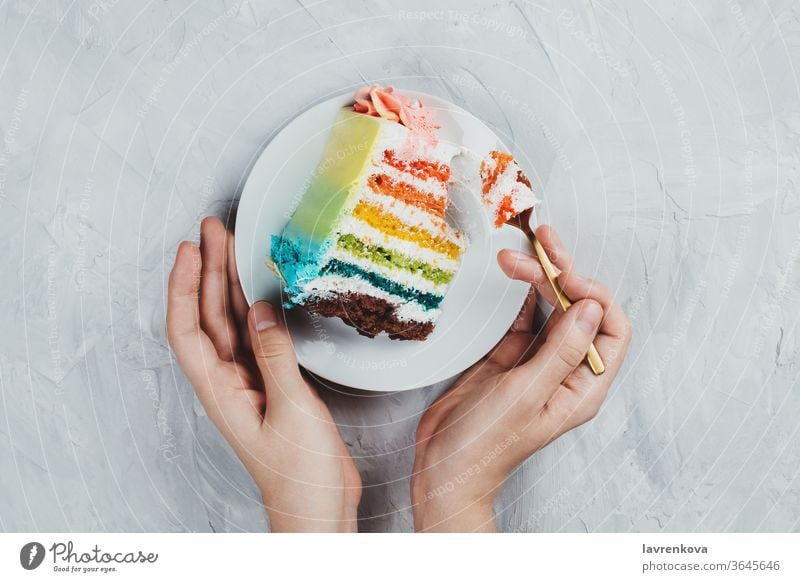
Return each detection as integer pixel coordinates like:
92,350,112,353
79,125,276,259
507,207,605,375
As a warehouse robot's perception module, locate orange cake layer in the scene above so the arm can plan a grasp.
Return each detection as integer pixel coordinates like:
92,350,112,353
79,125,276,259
480,150,514,195
367,173,447,218
382,150,451,183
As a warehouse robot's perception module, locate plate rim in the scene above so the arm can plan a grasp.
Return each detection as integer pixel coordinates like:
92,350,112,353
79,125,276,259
235,89,529,391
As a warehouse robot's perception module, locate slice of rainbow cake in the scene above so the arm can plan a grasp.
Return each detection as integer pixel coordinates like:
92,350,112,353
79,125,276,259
479,150,539,227
270,86,465,340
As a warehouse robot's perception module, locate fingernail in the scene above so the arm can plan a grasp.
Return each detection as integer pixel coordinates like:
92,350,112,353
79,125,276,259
576,300,602,333
253,301,278,331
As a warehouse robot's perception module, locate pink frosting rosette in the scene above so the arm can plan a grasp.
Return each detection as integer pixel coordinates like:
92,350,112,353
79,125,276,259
353,84,440,145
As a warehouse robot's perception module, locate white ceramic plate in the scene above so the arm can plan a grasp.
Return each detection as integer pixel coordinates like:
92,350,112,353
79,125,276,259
236,91,531,391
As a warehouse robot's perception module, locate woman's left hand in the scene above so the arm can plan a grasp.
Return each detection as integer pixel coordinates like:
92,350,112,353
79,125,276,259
167,217,361,532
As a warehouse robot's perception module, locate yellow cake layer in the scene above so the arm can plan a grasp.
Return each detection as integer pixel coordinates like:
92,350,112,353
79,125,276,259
351,200,462,260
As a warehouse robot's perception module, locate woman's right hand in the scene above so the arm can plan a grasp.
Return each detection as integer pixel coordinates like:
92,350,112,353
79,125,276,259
412,226,632,532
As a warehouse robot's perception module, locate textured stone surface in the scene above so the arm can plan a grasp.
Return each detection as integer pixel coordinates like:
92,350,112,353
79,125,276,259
1,0,799,532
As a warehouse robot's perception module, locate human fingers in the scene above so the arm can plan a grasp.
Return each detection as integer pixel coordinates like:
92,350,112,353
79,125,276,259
514,227,632,356
511,299,603,403
199,217,240,361
497,248,558,308
167,241,223,391
555,273,632,347
226,228,252,352
247,301,308,414
533,225,628,338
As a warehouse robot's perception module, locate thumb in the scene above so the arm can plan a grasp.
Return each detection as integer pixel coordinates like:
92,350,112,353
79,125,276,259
248,301,304,402
524,299,603,386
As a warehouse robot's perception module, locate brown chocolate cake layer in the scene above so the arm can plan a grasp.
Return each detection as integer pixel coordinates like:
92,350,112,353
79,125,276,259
306,292,434,341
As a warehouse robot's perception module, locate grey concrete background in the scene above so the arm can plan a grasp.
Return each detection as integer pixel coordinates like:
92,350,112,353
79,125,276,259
1,0,799,532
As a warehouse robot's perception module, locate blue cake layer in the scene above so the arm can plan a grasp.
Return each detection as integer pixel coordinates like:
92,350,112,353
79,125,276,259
270,234,330,302
319,259,442,311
